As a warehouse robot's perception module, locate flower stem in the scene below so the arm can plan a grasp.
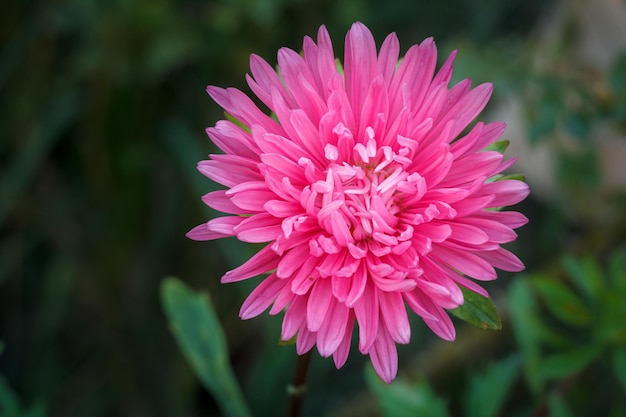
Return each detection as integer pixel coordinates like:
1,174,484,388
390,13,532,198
286,350,313,417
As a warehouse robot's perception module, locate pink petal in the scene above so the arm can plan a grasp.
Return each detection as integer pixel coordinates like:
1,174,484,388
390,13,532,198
247,54,295,110
314,25,337,95
377,32,400,85
333,311,355,368
230,188,278,212
358,75,389,141
296,326,317,355
379,291,411,344
197,157,262,188
202,190,248,214
239,273,285,319
277,47,326,121
207,121,259,159
281,295,307,340
276,244,310,279
442,151,503,187
234,213,283,243
447,221,490,245
317,300,350,357
344,22,377,119
475,210,529,229
222,245,280,283
186,216,244,241
206,86,283,135
369,325,398,383
290,256,320,295
480,180,530,208
346,261,367,306
354,282,380,353
476,247,525,272
306,278,333,332
456,217,517,244
431,244,497,280
421,298,456,341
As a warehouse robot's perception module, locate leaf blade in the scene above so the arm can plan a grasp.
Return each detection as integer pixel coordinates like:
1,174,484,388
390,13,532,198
161,277,252,417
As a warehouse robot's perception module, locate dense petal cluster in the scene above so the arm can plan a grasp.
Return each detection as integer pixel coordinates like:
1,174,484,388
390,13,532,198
188,22,529,382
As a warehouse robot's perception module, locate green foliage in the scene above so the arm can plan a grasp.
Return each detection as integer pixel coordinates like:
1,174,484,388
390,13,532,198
508,251,626,412
547,394,575,417
464,355,521,417
161,278,252,417
365,366,451,417
0,342,46,417
449,287,502,330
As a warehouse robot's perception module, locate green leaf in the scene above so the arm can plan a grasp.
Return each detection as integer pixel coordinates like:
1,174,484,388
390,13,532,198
224,112,251,133
465,355,521,417
612,348,626,393
365,365,451,417
449,287,501,330
608,250,626,293
484,140,509,153
547,394,575,417
508,279,555,393
528,96,561,144
0,374,20,415
537,345,601,380
499,173,526,182
161,277,252,417
530,275,591,327
562,255,604,302
278,334,297,347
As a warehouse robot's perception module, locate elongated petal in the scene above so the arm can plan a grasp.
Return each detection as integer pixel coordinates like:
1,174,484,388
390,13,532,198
222,245,280,283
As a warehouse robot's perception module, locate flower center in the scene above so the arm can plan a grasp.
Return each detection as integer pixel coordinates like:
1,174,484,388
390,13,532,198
303,125,428,258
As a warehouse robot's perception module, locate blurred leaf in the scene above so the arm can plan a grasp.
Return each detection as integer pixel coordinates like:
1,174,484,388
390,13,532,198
562,256,604,302
536,345,601,380
0,374,42,417
365,366,451,417
0,374,20,415
563,113,590,141
509,279,548,393
484,140,509,153
161,277,252,417
465,355,521,417
608,250,626,293
547,394,575,417
450,287,501,330
498,173,526,182
613,348,626,393
557,149,600,190
529,275,591,327
528,96,561,144
278,335,297,346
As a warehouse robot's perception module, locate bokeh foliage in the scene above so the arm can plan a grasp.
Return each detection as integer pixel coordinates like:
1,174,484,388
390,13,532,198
2,0,626,416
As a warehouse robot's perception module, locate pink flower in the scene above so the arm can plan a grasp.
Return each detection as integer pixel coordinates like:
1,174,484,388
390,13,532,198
188,22,529,382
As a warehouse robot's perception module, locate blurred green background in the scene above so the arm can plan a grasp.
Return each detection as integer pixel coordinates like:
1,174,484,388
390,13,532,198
2,0,626,416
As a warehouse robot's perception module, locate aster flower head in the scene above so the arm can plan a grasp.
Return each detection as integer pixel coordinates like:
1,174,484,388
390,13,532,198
188,22,529,382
